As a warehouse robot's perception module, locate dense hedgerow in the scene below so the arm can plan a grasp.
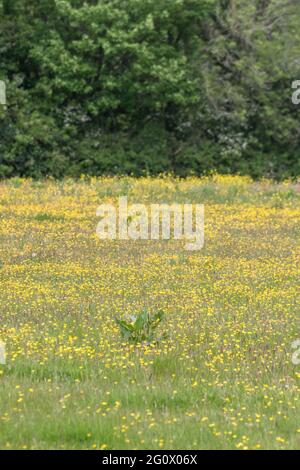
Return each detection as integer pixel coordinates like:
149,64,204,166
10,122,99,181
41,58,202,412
1,0,300,178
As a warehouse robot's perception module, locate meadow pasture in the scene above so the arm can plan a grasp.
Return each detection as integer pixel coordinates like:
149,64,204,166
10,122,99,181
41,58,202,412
0,175,299,449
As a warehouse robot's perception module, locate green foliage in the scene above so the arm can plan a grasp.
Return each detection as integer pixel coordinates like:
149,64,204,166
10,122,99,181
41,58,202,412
115,310,166,344
0,0,300,178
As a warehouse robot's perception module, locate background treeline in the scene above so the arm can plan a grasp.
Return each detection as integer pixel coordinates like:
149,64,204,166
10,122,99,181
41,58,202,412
0,0,300,178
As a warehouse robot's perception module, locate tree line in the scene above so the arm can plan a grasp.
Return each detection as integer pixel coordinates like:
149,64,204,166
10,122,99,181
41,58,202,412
0,0,299,178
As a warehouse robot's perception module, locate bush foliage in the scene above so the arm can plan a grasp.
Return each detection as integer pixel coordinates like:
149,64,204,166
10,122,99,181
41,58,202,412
0,0,300,178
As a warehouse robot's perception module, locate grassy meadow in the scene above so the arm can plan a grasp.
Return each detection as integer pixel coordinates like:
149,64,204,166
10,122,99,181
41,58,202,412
0,175,299,450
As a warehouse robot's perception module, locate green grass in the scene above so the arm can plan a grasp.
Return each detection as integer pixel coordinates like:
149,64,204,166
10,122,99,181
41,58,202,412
0,175,299,450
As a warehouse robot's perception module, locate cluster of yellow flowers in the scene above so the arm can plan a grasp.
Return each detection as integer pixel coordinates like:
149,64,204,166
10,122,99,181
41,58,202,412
0,176,299,449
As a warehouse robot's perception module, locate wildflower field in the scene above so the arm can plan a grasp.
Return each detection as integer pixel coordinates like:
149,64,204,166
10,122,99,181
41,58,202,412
0,176,299,450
